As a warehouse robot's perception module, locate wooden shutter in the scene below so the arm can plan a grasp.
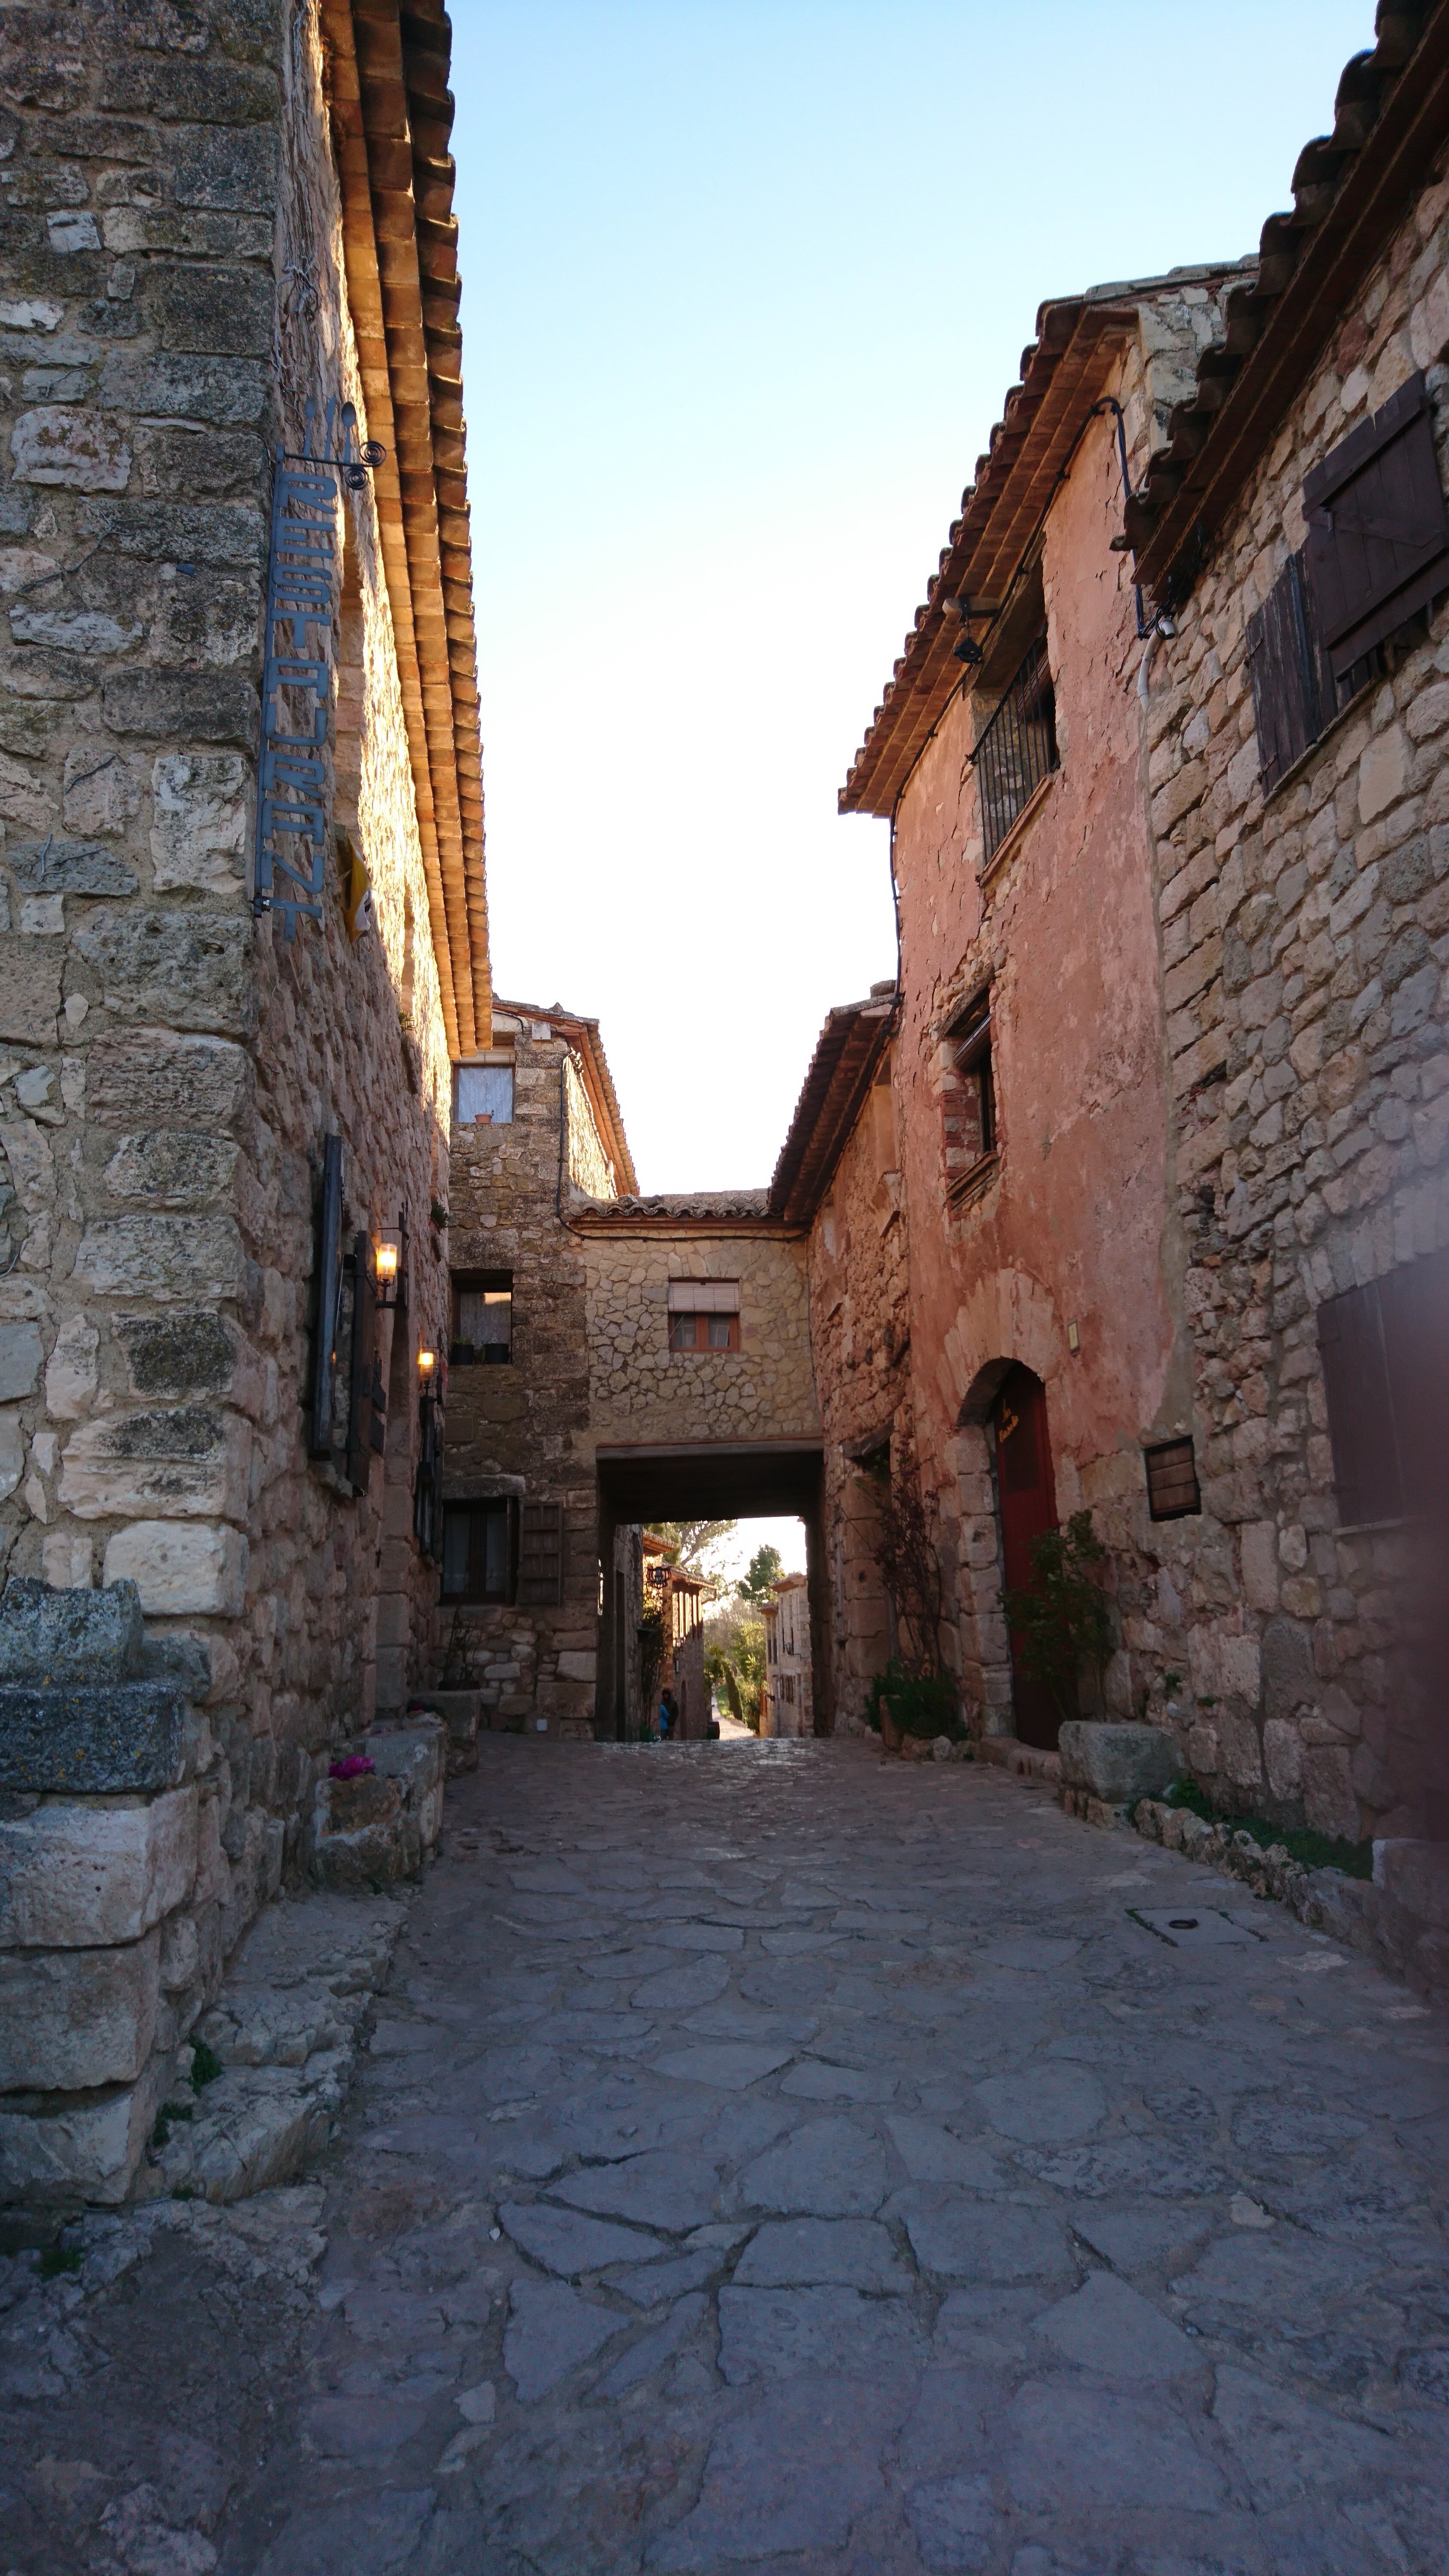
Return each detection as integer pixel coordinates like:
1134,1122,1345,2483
307,1134,344,1457
1247,552,1324,792
1377,1245,1449,1520
1316,1280,1402,1526
517,1499,565,1606
1304,371,1449,678
344,1232,377,1494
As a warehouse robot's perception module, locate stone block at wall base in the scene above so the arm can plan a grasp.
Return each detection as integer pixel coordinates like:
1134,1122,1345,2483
0,1680,188,1793
0,2050,170,2208
1058,1721,1177,1805
0,1926,160,2092
974,1735,1062,1783
410,1688,480,1774
308,1718,445,1891
0,1786,197,1947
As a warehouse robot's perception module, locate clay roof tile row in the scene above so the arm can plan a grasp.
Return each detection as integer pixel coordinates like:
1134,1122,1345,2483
322,0,490,1055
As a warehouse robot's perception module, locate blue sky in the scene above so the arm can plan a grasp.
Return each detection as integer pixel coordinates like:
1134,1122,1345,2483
452,1,1375,1195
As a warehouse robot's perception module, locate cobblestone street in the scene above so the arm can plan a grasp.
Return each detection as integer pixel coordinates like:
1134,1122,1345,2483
3,1737,1448,2573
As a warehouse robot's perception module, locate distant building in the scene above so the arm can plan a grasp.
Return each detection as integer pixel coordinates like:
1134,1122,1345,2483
762,1574,812,1737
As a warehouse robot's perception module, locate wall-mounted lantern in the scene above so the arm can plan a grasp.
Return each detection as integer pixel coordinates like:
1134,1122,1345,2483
417,1346,437,1385
373,1212,407,1311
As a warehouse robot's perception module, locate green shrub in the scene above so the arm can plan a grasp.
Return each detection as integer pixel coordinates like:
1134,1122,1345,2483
1000,1511,1114,1722
865,1660,962,1740
1157,1779,1372,1879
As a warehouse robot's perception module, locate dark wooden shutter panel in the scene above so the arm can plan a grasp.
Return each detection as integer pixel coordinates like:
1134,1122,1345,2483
344,1232,378,1494
308,1134,344,1457
1248,552,1323,792
1377,1244,1449,1519
1316,1280,1401,1526
517,1499,565,1606
1304,371,1449,677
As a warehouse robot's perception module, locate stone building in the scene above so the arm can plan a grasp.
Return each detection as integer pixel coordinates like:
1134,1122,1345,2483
768,985,907,1734
440,998,640,1740
761,1571,811,1737
830,4,1449,1966
0,0,489,2202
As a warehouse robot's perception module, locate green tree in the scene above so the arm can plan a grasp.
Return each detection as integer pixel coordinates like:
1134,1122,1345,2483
737,1542,783,1604
645,1520,737,1574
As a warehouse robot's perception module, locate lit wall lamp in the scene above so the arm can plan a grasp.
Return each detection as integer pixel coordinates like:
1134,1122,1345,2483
373,1212,408,1311
417,1346,437,1385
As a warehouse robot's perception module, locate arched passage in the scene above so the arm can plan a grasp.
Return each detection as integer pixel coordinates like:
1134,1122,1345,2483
594,1440,828,1742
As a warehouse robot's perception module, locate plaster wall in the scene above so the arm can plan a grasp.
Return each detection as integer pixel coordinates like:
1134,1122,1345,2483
891,370,1180,1730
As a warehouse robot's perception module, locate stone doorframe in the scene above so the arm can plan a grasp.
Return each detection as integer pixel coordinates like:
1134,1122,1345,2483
953,1358,1019,1738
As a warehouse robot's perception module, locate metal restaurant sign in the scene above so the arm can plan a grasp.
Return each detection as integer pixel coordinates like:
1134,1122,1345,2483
252,396,384,938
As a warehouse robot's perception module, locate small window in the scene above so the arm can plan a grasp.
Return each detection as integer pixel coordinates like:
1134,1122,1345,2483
972,636,1058,864
441,1499,516,1601
451,1272,511,1366
1144,1437,1201,1522
670,1311,740,1352
457,1062,513,1126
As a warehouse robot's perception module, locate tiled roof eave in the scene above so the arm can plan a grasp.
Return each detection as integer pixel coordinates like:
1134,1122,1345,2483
768,998,897,1224
321,0,491,1055
1131,1,1449,596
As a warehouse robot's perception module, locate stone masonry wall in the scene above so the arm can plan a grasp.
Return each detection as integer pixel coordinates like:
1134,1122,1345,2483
443,1013,605,1732
582,1228,818,1451
0,0,452,2197
1139,161,1449,1842
806,1048,911,1734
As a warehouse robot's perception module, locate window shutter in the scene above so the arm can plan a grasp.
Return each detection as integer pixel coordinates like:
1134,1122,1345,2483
344,1232,378,1495
1304,371,1449,678
1316,1280,1401,1526
517,1498,565,1606
1247,552,1323,792
308,1135,344,1457
1377,1244,1449,1520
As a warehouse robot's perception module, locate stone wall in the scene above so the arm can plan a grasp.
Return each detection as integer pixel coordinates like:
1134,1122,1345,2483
805,1050,910,1734
0,0,458,2203
443,1011,613,1734
582,1223,818,1452
1139,164,1449,1841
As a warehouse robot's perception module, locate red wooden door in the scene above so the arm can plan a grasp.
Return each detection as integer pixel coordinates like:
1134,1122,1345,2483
993,1364,1061,1749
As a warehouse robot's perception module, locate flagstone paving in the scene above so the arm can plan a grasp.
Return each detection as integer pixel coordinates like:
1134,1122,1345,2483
5,1734,1449,2573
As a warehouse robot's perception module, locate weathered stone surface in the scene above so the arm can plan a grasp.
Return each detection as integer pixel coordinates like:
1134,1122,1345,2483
8,838,139,896
0,1576,144,1682
0,1321,41,1400
500,2200,663,2276
74,1214,247,1302
0,934,62,1043
149,751,248,892
70,907,253,1033
0,1785,196,1948
504,2277,627,2400
0,1923,159,2090
86,1029,251,1129
734,2216,910,2290
0,1678,187,1792
101,1519,248,1616
1056,1720,1178,1804
59,1403,250,1521
0,2053,165,2205
102,1131,239,1209
10,404,130,489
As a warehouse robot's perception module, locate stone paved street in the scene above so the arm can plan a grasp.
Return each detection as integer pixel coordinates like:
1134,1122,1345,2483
6,1736,1449,2573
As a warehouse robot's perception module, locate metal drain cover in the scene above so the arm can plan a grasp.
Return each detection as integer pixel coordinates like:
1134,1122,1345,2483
1129,1906,1262,1948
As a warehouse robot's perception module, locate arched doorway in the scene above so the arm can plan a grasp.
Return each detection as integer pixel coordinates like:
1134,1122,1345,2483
992,1363,1060,1749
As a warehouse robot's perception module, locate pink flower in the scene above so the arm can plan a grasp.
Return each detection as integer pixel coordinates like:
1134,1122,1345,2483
329,1754,375,1780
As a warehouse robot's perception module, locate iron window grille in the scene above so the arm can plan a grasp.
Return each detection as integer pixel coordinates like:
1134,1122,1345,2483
970,636,1059,865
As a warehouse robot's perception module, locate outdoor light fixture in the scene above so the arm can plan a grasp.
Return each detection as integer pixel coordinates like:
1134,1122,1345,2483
417,1347,437,1381
372,1212,408,1312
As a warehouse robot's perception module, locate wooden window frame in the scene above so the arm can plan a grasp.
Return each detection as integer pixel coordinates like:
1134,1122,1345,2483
943,988,998,1201
669,1311,741,1353
1304,369,1449,678
440,1497,518,1603
450,1269,513,1368
1144,1436,1201,1523
1316,1248,1449,1529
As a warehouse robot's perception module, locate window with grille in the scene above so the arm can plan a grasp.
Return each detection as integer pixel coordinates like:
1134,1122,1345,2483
456,1061,513,1125
971,637,1059,865
450,1271,511,1366
1317,1247,1449,1526
1144,1437,1201,1522
1248,371,1449,793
